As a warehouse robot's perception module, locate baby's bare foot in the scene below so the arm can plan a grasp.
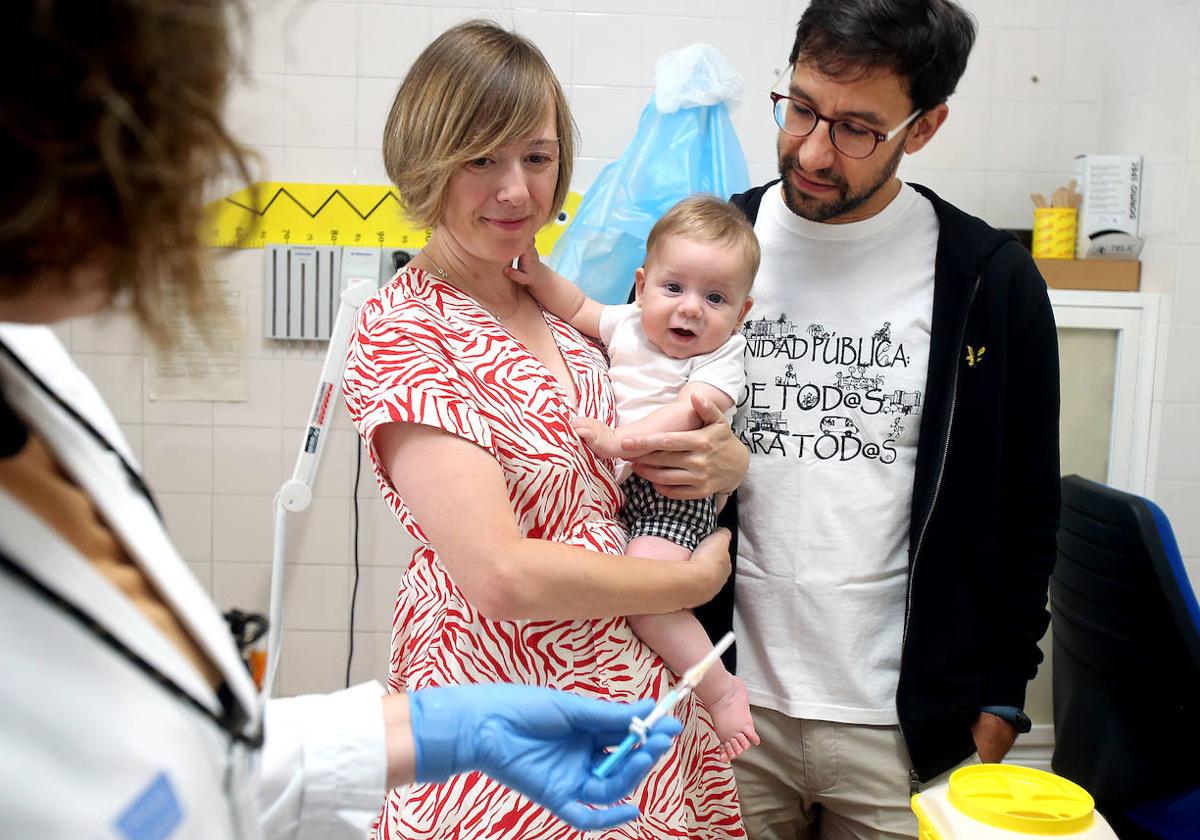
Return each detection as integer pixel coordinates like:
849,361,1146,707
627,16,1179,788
704,676,759,762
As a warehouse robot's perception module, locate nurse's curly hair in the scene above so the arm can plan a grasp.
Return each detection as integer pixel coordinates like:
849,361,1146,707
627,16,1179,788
0,0,253,345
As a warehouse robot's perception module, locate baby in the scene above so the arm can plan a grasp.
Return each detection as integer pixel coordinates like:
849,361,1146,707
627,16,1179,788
513,195,760,761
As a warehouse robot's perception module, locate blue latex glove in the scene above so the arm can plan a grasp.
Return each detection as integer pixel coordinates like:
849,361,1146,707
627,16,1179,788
409,685,682,830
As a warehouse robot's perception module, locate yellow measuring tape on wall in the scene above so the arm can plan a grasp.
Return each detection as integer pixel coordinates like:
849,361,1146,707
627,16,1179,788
203,182,582,254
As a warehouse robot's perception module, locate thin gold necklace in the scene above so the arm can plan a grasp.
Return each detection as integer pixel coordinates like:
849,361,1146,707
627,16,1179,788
422,250,451,282
420,249,523,320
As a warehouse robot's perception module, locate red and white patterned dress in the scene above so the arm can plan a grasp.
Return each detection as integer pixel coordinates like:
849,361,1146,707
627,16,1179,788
343,266,744,840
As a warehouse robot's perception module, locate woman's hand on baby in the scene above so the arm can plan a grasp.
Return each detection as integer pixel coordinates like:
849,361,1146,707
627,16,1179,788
689,528,733,604
626,395,749,500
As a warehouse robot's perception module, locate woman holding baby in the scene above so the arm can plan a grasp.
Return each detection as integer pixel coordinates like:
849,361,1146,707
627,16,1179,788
342,20,749,840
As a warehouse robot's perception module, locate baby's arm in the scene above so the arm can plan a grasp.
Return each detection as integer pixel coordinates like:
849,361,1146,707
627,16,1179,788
574,383,734,460
507,247,604,339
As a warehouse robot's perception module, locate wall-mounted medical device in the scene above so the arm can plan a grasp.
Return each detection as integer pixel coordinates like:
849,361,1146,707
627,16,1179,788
262,246,412,341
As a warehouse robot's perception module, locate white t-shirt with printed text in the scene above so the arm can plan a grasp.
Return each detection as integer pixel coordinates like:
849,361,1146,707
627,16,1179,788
732,182,938,724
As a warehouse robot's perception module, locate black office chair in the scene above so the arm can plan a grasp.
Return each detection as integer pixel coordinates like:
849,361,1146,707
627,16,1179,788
1051,475,1200,838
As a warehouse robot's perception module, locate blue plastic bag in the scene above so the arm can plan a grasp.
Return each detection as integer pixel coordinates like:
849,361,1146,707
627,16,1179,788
549,45,751,304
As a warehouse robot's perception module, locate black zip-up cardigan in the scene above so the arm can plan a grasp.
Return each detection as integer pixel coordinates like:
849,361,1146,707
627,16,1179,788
695,180,1061,781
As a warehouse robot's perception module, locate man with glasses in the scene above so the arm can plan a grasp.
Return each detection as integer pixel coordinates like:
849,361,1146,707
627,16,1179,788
708,1,1061,836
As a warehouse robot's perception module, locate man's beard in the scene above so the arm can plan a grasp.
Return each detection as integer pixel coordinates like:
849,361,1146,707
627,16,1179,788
778,140,905,223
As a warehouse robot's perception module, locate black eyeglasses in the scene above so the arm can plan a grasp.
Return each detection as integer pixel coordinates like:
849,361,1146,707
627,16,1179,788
770,92,921,160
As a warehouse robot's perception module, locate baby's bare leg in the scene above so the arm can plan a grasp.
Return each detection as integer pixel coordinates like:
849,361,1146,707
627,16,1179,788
625,534,760,761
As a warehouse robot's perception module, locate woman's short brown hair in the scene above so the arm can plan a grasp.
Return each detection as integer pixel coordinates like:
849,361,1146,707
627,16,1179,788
383,21,576,230
0,0,252,345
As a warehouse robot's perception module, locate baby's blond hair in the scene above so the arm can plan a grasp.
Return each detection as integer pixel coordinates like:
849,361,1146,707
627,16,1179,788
644,195,760,291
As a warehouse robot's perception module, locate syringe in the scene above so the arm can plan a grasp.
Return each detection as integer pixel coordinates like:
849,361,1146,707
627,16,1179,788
592,631,736,779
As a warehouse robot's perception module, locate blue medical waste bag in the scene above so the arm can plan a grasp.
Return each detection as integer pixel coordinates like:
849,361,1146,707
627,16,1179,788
549,45,751,304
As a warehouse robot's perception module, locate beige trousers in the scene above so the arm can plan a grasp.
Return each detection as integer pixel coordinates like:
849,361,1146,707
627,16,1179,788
734,704,979,840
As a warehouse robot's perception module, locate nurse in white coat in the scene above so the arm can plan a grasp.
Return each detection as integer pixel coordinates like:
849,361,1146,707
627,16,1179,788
0,2,721,837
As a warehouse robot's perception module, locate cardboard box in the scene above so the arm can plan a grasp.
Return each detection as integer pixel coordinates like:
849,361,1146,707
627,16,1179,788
1035,258,1140,291
1073,154,1142,259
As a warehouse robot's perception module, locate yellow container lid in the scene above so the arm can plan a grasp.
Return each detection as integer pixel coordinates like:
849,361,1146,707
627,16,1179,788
946,765,1095,835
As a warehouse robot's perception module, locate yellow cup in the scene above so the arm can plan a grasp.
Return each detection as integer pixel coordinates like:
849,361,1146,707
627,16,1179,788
1032,207,1077,259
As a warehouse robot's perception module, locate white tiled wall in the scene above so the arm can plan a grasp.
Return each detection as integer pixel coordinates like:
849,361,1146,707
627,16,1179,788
232,0,1107,225
61,0,1200,696
897,0,1110,226
1094,0,1200,586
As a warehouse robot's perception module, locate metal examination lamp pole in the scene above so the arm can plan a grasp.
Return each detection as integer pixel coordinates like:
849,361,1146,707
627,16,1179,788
262,275,377,702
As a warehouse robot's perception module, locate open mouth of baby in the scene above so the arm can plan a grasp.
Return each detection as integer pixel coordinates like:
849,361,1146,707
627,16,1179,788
670,327,696,338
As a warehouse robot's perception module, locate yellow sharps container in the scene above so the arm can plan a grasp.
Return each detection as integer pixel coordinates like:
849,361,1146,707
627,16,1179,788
911,765,1118,839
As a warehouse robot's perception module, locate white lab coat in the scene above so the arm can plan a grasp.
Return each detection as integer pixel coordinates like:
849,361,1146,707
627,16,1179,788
0,324,388,839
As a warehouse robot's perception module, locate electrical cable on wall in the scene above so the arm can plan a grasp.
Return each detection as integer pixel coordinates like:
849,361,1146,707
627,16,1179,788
346,442,362,688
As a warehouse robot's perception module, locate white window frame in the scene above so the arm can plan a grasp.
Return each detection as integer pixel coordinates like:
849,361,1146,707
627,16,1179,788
1049,290,1162,496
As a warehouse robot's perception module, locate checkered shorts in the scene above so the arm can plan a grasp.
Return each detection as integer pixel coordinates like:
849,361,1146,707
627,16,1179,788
619,473,717,551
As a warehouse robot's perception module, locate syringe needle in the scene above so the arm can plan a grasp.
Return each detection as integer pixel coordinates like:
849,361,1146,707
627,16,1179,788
591,631,736,779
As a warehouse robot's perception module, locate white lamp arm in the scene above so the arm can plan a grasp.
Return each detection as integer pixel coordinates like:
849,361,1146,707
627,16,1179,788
262,276,376,700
